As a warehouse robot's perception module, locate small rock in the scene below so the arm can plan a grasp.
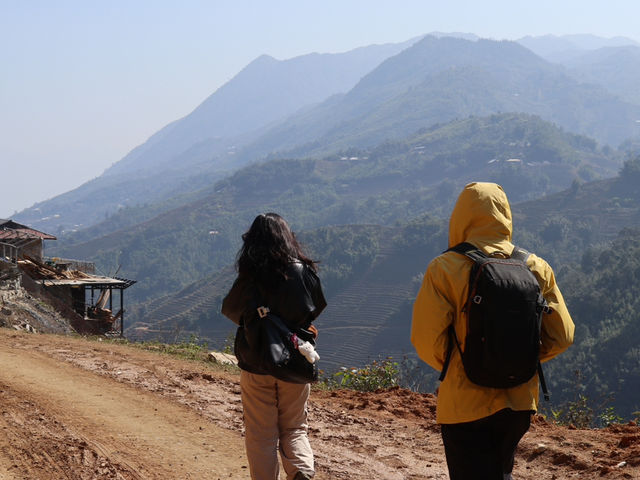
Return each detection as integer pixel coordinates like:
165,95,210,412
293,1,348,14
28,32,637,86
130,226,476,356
534,443,547,454
13,322,36,333
207,351,238,366
617,461,627,468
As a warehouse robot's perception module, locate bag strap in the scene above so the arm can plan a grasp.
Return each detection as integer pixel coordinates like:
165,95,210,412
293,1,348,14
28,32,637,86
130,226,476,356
449,242,530,264
512,246,551,400
538,362,550,401
446,242,477,254
510,246,531,263
439,242,479,383
446,242,487,263
439,324,462,382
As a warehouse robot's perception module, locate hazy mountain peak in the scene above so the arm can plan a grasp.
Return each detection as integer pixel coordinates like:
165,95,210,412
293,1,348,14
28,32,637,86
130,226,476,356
351,35,549,98
15,39,415,233
425,31,479,41
517,33,640,63
251,53,278,63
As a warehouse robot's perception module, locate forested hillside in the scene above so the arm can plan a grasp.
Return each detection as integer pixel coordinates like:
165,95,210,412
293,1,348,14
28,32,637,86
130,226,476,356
17,35,640,238
16,32,640,423
125,157,640,419
240,36,640,162
126,219,446,372
548,228,640,419
16,40,415,234
514,158,640,419
51,113,617,305
562,45,640,106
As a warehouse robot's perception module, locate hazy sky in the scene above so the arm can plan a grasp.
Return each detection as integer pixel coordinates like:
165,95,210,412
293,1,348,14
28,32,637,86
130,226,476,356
2,0,639,218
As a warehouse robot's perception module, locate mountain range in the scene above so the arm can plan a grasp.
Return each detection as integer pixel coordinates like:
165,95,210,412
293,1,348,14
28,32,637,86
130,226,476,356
239,36,640,163
517,33,640,62
17,38,418,235
11,32,640,417
49,111,620,302
123,166,640,418
17,34,640,237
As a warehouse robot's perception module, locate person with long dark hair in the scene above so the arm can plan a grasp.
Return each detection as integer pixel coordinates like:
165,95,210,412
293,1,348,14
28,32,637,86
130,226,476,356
222,213,326,480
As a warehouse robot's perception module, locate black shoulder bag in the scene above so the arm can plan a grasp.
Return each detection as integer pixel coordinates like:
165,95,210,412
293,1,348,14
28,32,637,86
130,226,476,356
234,296,319,384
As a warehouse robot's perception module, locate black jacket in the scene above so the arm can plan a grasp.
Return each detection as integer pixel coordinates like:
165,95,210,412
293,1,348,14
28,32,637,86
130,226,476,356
222,261,327,374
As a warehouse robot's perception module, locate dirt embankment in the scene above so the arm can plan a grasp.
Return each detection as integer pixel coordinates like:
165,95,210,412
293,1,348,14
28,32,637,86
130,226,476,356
0,329,638,479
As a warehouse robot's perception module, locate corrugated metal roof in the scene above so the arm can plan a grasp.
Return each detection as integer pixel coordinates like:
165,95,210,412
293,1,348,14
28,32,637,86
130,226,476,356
0,220,56,240
36,276,136,288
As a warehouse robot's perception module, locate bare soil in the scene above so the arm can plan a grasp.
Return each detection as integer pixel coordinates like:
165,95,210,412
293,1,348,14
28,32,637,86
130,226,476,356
0,329,638,480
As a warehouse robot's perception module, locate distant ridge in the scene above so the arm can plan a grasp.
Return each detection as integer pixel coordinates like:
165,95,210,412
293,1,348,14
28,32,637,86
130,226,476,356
17,34,640,238
15,39,417,234
50,112,619,311
517,33,640,62
239,36,640,162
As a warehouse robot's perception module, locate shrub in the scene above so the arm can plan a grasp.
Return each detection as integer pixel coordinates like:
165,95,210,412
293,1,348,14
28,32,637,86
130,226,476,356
324,358,399,392
549,394,593,428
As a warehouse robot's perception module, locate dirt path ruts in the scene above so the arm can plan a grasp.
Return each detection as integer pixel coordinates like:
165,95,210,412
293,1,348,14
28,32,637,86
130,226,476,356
0,340,249,480
0,330,638,479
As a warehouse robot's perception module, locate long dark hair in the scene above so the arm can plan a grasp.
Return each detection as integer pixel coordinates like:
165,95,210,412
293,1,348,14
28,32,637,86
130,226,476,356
236,213,316,284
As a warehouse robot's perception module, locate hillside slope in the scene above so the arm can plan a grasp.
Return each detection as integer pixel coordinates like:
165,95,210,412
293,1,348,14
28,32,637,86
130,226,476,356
0,329,638,479
241,36,640,161
512,174,640,419
51,113,619,307
16,40,415,235
562,46,640,106
517,34,640,63
121,165,640,418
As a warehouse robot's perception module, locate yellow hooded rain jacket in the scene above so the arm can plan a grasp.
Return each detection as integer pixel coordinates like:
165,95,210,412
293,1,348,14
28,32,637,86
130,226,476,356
411,182,575,424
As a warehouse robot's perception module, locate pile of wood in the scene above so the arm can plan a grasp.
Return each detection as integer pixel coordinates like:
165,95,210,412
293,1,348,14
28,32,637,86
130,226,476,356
18,255,90,280
88,306,113,322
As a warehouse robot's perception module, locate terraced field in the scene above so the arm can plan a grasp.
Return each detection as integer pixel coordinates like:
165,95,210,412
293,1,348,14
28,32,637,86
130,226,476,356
126,230,428,372
318,241,420,371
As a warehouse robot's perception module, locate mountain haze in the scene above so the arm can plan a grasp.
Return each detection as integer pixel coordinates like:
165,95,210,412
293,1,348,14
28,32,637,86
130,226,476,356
15,40,417,235
562,46,640,106
9,30,640,421
517,33,640,62
122,163,640,418
18,34,640,239
105,41,420,177
239,36,640,162
49,112,618,310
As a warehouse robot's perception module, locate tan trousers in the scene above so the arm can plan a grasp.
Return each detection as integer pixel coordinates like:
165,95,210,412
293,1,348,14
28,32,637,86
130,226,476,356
240,370,314,480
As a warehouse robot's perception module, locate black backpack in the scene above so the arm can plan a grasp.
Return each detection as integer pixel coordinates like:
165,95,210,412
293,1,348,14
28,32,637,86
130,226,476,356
439,242,551,400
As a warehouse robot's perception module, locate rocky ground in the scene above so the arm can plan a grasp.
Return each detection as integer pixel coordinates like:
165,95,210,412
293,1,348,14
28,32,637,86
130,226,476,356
0,284,639,479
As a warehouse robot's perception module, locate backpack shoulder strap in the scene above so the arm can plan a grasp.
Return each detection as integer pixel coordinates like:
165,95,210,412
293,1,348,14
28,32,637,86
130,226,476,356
511,245,552,401
510,245,531,263
439,241,480,383
445,242,488,263
439,324,462,382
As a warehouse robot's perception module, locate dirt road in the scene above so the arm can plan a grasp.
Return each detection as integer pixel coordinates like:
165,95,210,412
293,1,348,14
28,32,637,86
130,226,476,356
0,334,248,479
0,329,637,479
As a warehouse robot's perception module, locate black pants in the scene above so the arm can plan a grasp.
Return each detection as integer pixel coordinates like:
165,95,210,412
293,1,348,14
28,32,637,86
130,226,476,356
440,408,532,480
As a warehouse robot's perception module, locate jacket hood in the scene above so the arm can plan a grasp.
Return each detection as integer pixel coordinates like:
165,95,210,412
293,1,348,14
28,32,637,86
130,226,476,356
448,182,512,251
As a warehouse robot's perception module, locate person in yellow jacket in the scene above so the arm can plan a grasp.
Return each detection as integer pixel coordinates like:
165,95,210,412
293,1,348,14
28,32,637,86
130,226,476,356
411,182,574,480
